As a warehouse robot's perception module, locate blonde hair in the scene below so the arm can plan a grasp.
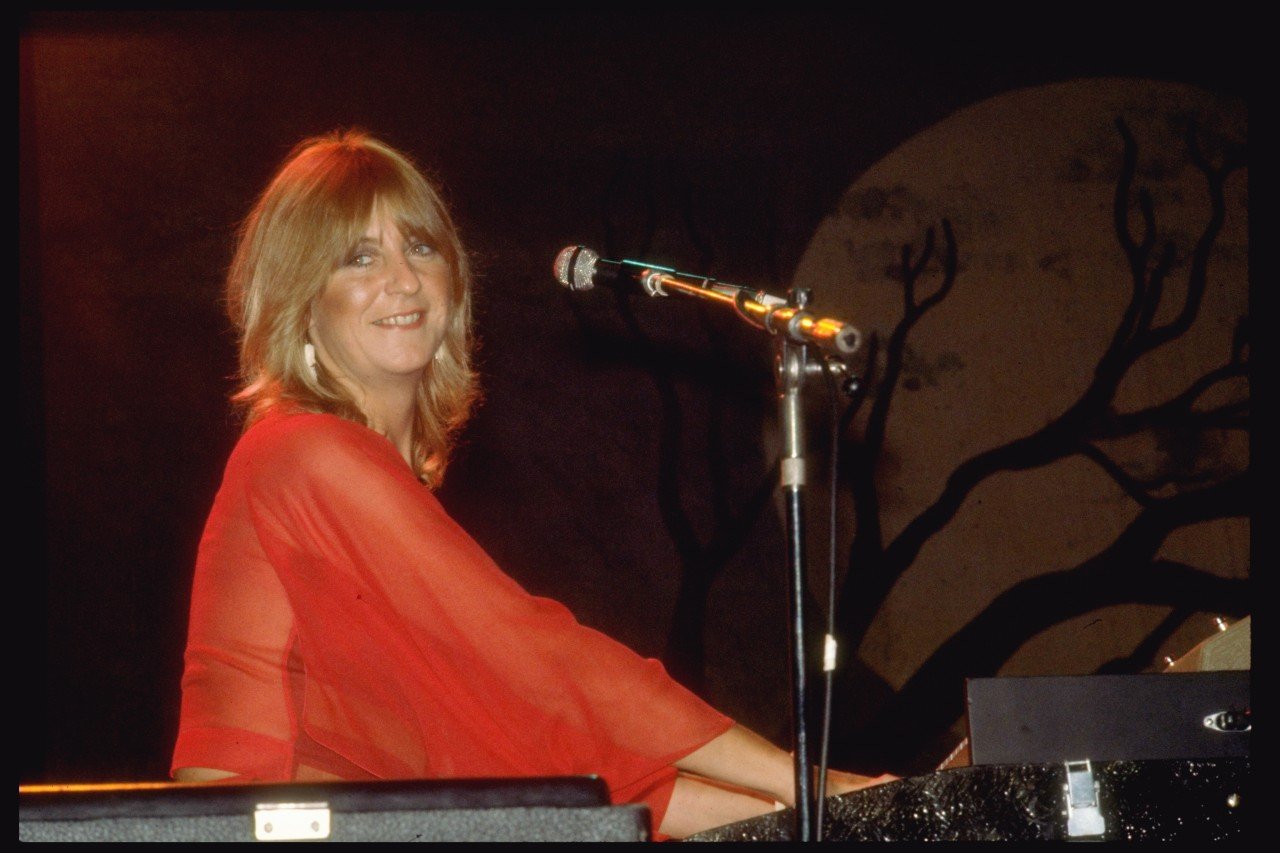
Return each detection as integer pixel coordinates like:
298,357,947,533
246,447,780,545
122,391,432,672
227,129,477,486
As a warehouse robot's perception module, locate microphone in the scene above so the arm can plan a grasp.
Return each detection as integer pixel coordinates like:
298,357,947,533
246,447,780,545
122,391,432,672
553,245,861,358
553,245,779,302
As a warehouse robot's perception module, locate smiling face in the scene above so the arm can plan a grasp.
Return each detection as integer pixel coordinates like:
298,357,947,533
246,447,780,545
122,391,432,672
308,205,453,404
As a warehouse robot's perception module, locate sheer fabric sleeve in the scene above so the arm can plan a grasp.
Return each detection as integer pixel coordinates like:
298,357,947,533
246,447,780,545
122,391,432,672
172,426,301,780
240,413,733,805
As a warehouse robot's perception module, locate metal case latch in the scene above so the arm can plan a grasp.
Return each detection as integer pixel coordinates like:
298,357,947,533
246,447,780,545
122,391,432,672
1203,709,1251,732
1064,759,1105,838
254,801,331,841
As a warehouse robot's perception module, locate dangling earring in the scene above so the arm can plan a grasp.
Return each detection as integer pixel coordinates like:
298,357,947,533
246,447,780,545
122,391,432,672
304,342,318,380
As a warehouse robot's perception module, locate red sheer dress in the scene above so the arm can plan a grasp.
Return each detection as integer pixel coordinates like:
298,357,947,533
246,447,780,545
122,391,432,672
172,410,733,829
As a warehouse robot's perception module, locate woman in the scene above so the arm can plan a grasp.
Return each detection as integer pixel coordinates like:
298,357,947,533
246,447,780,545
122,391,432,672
171,129,887,839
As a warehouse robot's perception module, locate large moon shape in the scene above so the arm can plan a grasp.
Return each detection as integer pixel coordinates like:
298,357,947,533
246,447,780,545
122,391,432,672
792,78,1247,692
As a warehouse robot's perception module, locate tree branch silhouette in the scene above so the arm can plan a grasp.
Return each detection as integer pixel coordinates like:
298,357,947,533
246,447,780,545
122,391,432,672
1094,604,1197,674
569,156,781,692
858,473,1248,767
1077,443,1161,507
870,220,958,459
838,223,957,601
828,116,1248,770
834,118,1247,654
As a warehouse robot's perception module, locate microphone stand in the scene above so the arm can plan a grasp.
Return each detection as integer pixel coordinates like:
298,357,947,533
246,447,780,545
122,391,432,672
776,304,817,841
773,287,855,841
604,268,858,842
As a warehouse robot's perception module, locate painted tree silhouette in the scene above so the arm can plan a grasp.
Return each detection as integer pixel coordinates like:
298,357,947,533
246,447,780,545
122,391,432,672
829,117,1249,772
564,155,782,695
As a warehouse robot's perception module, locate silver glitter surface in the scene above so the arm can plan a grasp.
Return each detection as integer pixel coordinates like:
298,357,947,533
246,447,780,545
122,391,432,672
683,759,1249,842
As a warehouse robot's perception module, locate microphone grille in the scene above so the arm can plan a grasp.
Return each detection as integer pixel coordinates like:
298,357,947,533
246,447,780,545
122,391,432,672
553,245,599,291
835,325,861,356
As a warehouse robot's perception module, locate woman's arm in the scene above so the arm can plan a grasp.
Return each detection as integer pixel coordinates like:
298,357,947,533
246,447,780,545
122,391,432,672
673,724,795,804
173,767,238,782
660,773,777,838
660,724,897,838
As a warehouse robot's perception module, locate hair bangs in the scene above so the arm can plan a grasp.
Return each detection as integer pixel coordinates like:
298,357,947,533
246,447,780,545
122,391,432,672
375,175,459,269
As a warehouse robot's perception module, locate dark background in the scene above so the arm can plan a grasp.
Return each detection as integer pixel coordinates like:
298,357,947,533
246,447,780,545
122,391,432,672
20,11,1249,784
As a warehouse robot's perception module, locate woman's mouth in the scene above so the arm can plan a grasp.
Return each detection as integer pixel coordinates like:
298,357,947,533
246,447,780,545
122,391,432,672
373,311,425,328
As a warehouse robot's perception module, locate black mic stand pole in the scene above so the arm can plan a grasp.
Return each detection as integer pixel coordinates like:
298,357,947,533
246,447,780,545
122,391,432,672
777,287,816,842
626,270,851,841
558,255,858,840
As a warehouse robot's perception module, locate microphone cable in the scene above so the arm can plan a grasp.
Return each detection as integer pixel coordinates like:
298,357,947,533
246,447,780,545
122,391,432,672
814,356,848,841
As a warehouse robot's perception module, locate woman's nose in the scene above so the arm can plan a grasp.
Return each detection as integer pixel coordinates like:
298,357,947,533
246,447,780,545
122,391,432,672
385,254,422,295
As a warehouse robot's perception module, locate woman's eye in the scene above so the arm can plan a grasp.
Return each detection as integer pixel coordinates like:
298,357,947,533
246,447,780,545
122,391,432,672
349,252,375,268
409,241,435,258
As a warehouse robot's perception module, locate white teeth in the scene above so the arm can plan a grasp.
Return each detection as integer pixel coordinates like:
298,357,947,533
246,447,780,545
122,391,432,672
375,311,423,327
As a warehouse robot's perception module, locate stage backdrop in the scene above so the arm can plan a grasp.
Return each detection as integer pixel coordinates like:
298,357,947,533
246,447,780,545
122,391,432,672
20,12,1248,783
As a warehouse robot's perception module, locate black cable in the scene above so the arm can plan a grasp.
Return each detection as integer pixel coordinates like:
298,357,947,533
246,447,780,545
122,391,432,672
814,357,843,840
